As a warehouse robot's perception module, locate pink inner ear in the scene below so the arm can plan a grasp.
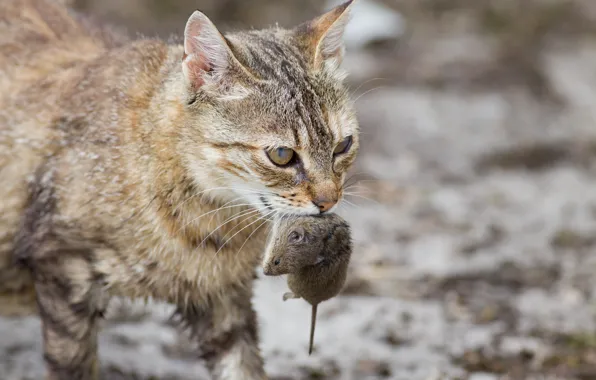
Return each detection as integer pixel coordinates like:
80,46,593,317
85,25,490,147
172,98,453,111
183,52,211,88
183,12,221,88
183,55,208,88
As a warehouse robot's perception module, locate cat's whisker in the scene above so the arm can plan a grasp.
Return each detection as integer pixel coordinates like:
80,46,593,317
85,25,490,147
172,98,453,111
216,208,262,242
341,199,359,209
349,77,388,98
211,210,276,259
342,173,376,183
343,189,374,197
205,196,252,229
340,172,375,190
175,188,244,213
179,187,276,225
344,190,372,196
117,193,159,229
176,186,275,213
344,192,379,205
262,220,275,256
235,218,270,257
344,179,383,185
176,202,255,233
261,208,279,223
343,184,372,191
174,197,244,217
342,179,384,192
336,202,351,213
353,85,387,103
199,208,261,247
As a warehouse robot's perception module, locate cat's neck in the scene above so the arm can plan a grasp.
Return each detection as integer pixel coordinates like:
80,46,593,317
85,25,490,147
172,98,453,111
133,44,257,244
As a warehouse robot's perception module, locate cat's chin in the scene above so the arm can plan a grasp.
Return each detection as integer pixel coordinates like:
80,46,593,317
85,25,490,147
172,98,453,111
257,196,320,217
272,205,321,217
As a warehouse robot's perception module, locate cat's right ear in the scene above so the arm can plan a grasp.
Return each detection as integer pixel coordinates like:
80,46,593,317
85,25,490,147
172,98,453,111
294,0,354,71
182,11,236,89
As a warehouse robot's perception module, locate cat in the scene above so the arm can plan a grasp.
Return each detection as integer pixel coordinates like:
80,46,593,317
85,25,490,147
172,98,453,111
0,0,359,379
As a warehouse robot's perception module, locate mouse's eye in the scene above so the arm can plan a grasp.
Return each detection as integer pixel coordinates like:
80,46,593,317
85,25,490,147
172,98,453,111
274,258,281,265
288,231,303,243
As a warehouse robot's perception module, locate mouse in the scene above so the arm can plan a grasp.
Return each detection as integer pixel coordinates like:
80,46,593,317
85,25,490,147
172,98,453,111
262,213,352,355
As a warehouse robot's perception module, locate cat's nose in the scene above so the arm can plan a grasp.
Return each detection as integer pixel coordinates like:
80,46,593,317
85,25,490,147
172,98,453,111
312,195,337,213
311,180,339,213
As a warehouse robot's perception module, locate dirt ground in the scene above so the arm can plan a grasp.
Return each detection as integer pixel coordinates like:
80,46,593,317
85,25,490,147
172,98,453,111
3,0,596,379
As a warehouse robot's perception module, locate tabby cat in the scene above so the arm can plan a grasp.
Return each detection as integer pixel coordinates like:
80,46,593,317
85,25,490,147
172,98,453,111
0,0,359,379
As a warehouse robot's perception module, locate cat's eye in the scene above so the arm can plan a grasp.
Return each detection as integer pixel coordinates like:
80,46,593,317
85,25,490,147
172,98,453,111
266,147,295,166
333,136,353,155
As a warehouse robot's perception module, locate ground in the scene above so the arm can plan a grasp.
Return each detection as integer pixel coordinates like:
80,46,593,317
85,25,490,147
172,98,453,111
3,1,596,379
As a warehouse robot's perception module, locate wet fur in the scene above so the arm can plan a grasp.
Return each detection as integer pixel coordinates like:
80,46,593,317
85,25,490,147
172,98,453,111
0,0,358,379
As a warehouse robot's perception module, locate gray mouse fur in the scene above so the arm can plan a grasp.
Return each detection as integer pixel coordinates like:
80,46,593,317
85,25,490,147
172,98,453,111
262,213,352,354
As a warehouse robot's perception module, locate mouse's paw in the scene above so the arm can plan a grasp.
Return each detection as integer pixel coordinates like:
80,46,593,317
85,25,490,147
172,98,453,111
283,292,299,301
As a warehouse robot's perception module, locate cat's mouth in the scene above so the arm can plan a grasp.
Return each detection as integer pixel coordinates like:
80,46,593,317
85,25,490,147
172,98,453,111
258,194,321,217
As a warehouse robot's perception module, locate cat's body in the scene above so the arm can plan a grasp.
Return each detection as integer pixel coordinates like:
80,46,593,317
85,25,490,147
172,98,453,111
0,0,359,379
1,0,265,319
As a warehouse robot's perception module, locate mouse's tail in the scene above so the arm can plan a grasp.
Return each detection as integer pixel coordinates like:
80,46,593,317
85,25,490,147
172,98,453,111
308,304,317,355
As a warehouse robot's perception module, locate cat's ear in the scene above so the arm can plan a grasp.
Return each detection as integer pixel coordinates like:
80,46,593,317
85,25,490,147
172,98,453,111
295,0,354,70
182,11,236,89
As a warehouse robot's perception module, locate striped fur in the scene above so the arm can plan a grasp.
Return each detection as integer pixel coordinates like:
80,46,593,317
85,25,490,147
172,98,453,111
181,3,360,217
0,0,358,379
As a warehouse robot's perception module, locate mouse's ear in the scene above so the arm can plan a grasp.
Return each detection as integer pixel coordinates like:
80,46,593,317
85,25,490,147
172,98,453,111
288,227,305,244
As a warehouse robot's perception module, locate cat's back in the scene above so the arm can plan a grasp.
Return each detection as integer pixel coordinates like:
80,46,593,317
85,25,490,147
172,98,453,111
0,0,116,162
0,0,125,315
0,0,113,87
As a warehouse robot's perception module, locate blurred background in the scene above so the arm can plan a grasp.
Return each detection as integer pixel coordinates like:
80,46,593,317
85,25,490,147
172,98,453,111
4,0,596,379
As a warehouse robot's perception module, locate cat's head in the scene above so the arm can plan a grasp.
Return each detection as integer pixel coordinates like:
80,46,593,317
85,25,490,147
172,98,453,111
178,1,358,216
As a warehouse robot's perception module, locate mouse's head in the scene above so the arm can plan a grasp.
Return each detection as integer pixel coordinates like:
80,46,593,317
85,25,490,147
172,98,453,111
320,213,352,259
263,216,327,275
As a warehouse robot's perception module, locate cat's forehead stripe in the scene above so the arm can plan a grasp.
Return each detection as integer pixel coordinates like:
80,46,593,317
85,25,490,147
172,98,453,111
241,33,333,151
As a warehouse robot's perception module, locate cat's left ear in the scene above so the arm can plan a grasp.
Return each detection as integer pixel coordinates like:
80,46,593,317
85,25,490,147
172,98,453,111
295,0,354,70
182,11,248,90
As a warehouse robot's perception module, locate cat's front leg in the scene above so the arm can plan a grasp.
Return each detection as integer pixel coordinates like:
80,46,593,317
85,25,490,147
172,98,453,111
30,251,106,380
177,285,267,380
